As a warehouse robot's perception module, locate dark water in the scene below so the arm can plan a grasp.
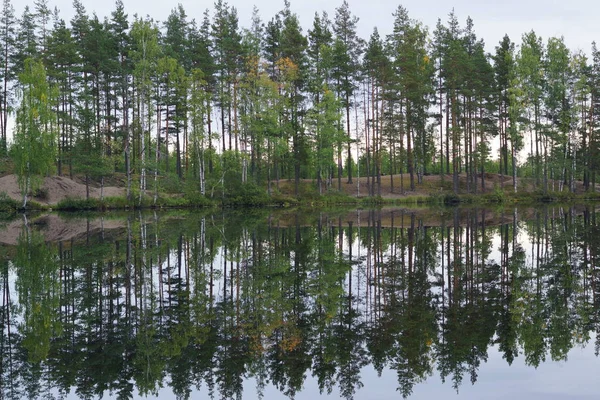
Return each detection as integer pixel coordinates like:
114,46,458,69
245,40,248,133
1,206,600,399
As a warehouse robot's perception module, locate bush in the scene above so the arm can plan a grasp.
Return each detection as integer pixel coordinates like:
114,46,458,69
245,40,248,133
223,182,270,206
56,197,101,210
102,196,132,209
32,187,49,200
487,186,506,203
159,173,184,194
183,192,215,208
320,189,358,205
0,192,18,213
443,193,461,205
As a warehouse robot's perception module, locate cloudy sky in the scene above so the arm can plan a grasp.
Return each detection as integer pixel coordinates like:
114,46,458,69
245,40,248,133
14,0,600,55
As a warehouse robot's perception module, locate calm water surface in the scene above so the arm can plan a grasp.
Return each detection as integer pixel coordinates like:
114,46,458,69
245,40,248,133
1,206,599,399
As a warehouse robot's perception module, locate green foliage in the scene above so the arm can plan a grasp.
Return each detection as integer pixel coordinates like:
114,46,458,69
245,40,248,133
489,186,506,203
55,197,101,210
102,196,134,209
182,191,215,208
223,182,270,206
0,191,18,214
443,193,461,205
12,58,57,207
2,1,600,209
31,186,48,201
158,172,183,194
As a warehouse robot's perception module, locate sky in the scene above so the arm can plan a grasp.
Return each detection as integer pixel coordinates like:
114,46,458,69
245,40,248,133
13,0,600,56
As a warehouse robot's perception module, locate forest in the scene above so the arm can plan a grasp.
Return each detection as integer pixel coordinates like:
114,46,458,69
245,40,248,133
2,0,600,206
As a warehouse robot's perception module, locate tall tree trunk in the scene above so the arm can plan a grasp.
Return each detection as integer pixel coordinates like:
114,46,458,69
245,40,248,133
346,94,352,184
452,93,459,194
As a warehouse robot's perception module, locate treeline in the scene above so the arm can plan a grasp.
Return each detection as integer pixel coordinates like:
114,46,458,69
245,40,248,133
4,0,600,203
2,207,599,398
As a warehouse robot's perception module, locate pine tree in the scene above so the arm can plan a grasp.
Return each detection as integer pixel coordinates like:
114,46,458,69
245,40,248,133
12,6,37,75
46,15,77,175
263,13,281,81
506,43,525,192
163,5,190,178
544,36,571,192
588,43,600,190
279,0,307,196
212,0,243,152
363,28,389,196
431,19,447,177
0,0,15,152
333,0,362,184
388,5,433,190
109,0,131,193
33,0,50,55
307,11,332,104
493,35,513,187
189,12,216,172
517,31,544,187
440,10,468,194
471,38,496,192
131,17,160,203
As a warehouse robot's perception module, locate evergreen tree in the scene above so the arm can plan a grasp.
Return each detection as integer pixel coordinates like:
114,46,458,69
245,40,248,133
131,17,160,202
109,0,131,192
263,13,281,81
46,14,77,175
279,0,308,195
588,43,600,190
189,12,216,172
12,6,37,74
307,11,332,104
0,0,15,152
544,36,572,192
363,28,389,196
333,0,362,184
387,5,433,190
517,31,544,187
441,11,468,194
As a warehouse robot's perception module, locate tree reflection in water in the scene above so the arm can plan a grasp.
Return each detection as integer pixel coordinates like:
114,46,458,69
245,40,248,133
1,206,599,399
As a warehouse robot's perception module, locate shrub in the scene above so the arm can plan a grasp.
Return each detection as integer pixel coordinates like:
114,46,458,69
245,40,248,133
159,173,184,194
487,186,505,203
183,192,215,208
223,182,270,206
56,197,100,210
443,193,461,205
102,196,131,209
32,187,49,201
0,192,18,213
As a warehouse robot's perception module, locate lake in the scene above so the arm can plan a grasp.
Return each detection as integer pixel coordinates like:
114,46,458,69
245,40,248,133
1,205,600,399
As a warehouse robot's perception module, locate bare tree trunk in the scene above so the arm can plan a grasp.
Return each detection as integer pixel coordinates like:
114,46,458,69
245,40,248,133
512,145,517,193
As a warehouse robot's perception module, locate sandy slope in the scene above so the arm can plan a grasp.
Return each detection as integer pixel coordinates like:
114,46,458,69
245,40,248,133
0,174,124,205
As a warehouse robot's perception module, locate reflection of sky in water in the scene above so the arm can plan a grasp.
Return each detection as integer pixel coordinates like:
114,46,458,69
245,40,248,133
78,339,596,400
246,342,599,400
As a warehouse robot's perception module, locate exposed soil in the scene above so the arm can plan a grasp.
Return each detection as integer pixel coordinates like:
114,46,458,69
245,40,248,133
0,174,125,206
